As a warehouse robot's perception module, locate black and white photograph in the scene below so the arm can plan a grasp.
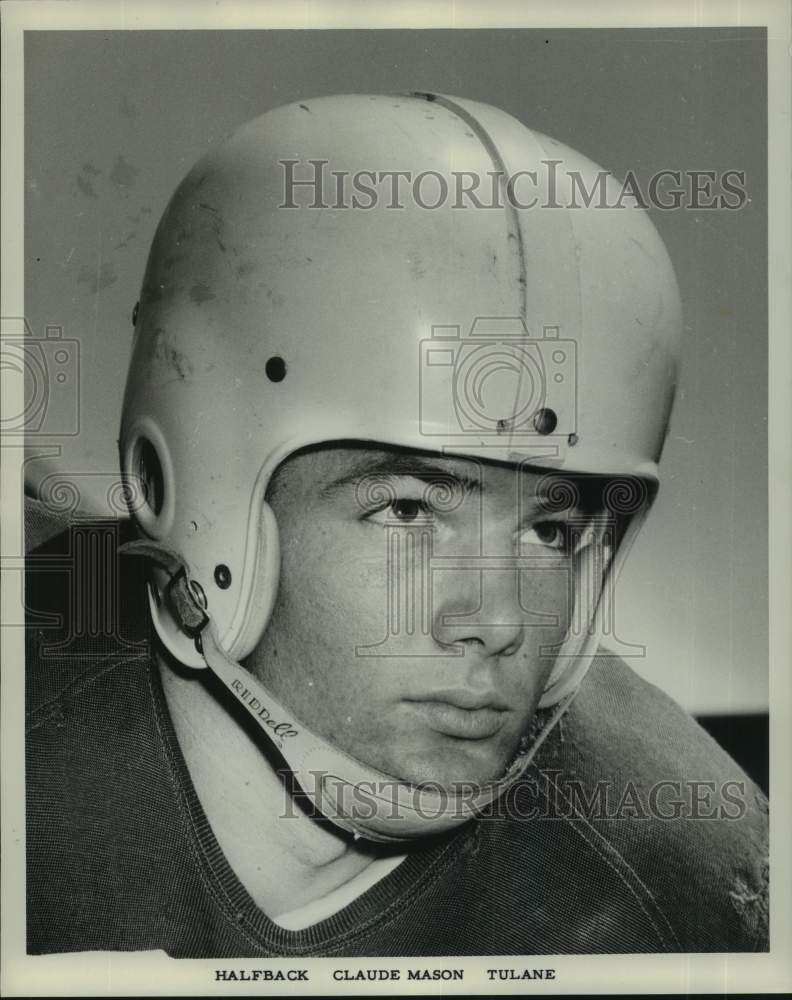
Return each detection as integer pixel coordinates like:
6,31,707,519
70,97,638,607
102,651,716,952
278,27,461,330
1,1,790,996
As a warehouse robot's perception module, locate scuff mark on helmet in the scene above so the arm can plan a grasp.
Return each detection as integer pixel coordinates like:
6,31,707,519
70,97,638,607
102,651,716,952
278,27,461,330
195,203,230,256
151,332,194,381
265,288,285,309
407,251,425,280
629,236,658,263
166,347,192,381
127,206,153,225
114,231,137,251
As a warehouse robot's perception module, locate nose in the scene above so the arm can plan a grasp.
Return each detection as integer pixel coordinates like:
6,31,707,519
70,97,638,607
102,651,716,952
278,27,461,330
432,564,540,658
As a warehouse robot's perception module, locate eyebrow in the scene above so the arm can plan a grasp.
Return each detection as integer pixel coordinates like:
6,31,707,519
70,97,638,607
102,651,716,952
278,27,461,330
319,453,483,498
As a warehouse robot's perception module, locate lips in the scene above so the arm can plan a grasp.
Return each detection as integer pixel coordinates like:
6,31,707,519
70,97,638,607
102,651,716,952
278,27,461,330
406,691,509,740
412,687,509,711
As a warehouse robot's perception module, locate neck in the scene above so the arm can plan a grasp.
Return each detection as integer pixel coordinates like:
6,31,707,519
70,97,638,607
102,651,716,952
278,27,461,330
157,653,400,917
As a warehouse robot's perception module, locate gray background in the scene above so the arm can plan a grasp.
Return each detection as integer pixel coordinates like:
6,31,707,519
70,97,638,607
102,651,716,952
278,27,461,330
24,28,767,714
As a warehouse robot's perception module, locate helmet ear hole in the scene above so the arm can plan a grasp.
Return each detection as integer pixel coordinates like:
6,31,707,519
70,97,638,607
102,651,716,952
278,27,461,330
122,418,175,538
136,437,164,516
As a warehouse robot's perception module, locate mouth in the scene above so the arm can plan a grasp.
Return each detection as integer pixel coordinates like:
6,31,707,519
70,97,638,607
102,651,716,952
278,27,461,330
406,691,509,740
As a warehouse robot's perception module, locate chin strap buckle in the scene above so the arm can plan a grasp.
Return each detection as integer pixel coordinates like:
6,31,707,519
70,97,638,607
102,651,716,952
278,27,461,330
164,568,209,638
119,539,210,640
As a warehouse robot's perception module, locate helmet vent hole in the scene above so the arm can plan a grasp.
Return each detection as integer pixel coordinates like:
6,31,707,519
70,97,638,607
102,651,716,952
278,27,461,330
136,437,164,516
533,407,558,436
214,564,232,590
266,356,287,382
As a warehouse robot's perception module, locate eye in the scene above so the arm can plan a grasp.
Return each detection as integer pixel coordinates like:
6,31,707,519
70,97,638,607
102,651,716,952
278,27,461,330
521,520,567,551
363,495,437,526
391,498,429,522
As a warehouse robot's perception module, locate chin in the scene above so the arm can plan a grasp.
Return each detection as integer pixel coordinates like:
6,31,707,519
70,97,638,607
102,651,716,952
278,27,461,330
391,740,519,791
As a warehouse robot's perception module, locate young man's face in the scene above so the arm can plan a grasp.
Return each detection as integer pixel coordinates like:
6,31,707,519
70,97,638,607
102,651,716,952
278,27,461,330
248,444,597,789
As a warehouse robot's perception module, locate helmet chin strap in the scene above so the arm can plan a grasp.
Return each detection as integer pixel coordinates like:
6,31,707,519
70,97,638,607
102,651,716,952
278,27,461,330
122,531,609,844
198,621,574,843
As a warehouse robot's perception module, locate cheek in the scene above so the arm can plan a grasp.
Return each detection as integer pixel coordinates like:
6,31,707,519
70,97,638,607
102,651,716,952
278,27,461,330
280,527,390,644
518,563,574,634
252,526,393,704
504,566,576,699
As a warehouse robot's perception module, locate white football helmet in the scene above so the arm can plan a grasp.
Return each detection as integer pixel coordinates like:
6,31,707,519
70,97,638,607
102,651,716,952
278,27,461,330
120,94,682,840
